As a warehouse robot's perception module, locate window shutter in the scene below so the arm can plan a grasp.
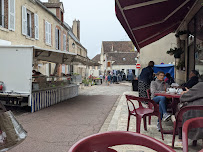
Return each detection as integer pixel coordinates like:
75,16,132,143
59,30,61,50
55,28,58,49
22,6,27,35
34,14,39,40
63,34,66,51
1,0,4,27
9,0,15,31
45,21,49,44
49,23,51,44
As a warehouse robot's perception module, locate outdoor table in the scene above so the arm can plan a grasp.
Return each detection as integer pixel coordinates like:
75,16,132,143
155,92,181,99
155,92,181,114
155,92,182,134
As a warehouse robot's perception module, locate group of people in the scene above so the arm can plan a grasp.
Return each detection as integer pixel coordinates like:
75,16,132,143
138,61,203,145
104,72,125,86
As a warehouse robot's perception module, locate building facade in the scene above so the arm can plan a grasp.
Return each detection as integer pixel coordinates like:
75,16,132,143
98,41,138,76
0,0,87,77
175,2,203,84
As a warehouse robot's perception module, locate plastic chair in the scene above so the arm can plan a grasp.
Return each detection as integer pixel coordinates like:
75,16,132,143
146,89,152,125
68,131,176,152
182,117,203,152
125,95,164,140
172,105,203,148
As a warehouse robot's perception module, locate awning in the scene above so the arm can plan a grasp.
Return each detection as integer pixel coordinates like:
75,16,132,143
34,46,100,66
0,45,99,66
115,0,197,51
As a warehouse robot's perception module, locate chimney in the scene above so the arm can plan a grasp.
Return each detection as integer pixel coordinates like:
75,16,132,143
72,20,80,41
48,0,60,3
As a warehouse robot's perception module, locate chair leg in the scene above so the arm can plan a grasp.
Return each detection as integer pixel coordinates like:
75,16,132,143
172,122,177,148
158,116,164,141
143,116,147,131
136,116,142,133
192,140,197,146
127,115,130,131
148,116,151,125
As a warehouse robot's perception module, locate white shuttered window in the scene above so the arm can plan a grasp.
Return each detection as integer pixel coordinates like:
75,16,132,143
22,6,27,35
59,30,61,50
34,14,39,40
55,28,59,50
48,23,51,44
63,34,66,51
8,0,15,31
45,21,51,45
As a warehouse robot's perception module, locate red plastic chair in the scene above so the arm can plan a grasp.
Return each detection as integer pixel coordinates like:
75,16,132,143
182,117,203,152
125,95,164,140
172,105,203,148
146,89,152,125
68,131,176,152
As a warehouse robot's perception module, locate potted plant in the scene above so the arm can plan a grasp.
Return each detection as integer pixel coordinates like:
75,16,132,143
166,48,174,56
82,79,89,86
175,30,189,40
166,47,183,58
176,60,185,70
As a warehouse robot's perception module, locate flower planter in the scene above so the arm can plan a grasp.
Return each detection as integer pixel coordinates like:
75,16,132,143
179,34,187,40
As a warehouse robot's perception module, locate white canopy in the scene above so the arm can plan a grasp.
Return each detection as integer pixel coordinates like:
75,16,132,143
0,45,100,66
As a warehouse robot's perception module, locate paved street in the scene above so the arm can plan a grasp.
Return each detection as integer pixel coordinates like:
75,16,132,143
9,83,131,152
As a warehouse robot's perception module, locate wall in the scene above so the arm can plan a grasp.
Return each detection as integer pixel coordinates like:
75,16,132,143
140,33,176,68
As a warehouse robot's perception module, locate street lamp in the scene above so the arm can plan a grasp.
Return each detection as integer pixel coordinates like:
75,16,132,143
72,42,75,49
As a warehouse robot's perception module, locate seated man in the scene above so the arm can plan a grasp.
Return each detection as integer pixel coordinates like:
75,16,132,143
183,70,199,89
150,71,170,131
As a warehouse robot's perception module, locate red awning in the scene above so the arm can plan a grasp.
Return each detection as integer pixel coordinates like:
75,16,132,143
115,0,197,51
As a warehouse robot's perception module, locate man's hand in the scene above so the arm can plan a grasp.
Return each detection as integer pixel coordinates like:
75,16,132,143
181,87,189,95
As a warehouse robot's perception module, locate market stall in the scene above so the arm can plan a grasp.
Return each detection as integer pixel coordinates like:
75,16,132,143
0,45,98,112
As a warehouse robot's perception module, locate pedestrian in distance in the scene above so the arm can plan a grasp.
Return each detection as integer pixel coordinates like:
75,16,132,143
107,74,111,86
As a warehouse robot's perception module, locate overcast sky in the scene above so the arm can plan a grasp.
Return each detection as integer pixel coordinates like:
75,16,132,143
41,0,130,59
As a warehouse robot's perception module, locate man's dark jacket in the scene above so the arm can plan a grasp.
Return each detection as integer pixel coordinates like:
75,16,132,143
139,66,154,85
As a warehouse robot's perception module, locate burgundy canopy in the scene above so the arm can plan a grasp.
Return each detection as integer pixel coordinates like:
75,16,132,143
115,0,196,51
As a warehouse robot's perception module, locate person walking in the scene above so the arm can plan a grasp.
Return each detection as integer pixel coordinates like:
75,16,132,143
138,61,155,98
107,74,111,86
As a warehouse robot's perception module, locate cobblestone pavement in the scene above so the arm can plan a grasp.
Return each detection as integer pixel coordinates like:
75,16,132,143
99,91,202,152
8,83,131,152
79,82,132,96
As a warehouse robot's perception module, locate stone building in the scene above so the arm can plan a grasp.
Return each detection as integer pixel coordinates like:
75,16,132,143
89,54,101,77
64,21,88,78
99,41,138,75
0,0,88,77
